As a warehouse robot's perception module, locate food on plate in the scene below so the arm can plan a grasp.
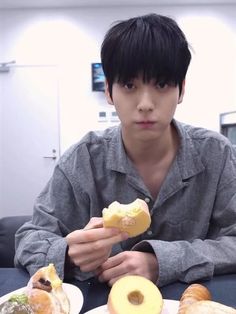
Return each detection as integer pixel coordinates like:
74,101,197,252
177,283,211,314
102,198,151,237
27,263,70,314
178,283,236,314
0,293,33,313
0,264,70,314
185,300,236,313
177,283,211,313
107,275,163,314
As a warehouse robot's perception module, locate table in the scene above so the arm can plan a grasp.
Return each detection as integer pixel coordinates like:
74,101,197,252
0,268,236,313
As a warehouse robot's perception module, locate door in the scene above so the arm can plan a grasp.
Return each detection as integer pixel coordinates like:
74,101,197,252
0,65,60,217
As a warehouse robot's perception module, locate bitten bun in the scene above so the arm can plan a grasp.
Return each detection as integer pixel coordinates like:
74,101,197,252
102,198,151,237
107,275,163,314
26,263,70,314
185,300,236,314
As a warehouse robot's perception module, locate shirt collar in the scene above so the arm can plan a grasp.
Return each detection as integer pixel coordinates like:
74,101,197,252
106,120,205,180
173,119,205,180
106,125,131,174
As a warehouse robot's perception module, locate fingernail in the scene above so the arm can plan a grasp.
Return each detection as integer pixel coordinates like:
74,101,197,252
121,232,129,240
98,275,104,282
110,228,120,235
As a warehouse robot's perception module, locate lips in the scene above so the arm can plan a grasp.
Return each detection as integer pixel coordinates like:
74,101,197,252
136,120,155,125
135,121,156,128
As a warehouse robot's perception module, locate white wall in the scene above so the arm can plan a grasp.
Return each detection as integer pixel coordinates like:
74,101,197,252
0,4,236,153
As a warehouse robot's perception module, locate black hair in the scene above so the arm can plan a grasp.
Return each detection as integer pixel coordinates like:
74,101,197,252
101,13,191,96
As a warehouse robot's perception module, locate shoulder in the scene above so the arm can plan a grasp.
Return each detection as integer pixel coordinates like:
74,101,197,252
176,120,233,149
175,120,236,169
59,126,120,165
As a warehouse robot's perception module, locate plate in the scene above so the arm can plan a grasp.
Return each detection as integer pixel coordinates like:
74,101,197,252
0,283,84,314
84,299,179,314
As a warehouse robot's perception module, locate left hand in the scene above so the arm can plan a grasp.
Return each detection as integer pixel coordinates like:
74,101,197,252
95,251,159,286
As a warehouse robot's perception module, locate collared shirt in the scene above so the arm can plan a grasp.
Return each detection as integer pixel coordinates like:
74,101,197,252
15,120,236,287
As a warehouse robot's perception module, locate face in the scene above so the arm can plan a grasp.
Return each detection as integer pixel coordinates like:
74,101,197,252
105,77,185,143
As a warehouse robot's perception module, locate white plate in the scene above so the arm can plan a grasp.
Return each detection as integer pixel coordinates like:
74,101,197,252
0,283,84,314
84,299,179,314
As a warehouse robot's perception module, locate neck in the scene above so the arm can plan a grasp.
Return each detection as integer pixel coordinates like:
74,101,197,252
122,124,179,165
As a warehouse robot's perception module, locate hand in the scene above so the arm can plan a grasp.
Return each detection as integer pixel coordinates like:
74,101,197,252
66,217,128,273
95,251,159,286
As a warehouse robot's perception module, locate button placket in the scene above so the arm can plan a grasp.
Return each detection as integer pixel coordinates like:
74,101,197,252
144,197,150,203
147,230,153,236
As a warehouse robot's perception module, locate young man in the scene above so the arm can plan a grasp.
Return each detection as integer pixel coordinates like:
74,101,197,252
15,13,236,288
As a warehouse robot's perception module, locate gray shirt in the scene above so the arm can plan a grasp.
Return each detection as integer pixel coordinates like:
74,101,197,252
15,120,236,287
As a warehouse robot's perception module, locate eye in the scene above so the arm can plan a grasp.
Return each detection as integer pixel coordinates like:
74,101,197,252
123,82,135,90
156,81,168,89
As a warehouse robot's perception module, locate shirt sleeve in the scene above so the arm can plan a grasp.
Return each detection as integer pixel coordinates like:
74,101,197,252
14,164,91,281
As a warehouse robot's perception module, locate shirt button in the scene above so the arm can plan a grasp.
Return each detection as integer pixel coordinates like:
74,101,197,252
147,230,153,236
144,197,150,203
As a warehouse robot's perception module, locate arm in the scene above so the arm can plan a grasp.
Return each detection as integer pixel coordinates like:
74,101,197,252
14,164,84,279
15,164,127,280
133,147,236,287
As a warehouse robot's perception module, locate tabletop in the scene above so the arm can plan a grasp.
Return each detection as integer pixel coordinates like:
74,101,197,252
0,268,235,313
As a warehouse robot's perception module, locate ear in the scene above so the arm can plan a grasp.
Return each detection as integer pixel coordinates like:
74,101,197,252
104,79,113,105
178,80,185,104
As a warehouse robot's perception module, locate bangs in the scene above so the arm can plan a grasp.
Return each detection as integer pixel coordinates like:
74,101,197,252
101,14,191,88
113,27,181,85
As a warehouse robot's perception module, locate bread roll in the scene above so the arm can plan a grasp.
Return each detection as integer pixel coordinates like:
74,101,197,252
102,198,151,237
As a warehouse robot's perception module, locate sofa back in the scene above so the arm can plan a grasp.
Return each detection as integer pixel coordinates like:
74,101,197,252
0,215,31,267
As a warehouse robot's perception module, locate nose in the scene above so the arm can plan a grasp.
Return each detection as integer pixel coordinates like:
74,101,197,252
136,90,155,112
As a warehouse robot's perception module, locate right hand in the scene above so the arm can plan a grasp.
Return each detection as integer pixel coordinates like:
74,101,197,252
66,217,128,273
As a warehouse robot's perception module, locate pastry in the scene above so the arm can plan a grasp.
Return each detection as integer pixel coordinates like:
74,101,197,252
102,198,151,237
0,293,33,313
26,263,70,314
0,264,70,314
107,275,163,314
177,283,211,314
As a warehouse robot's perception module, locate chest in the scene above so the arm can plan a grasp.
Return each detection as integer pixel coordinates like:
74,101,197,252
136,163,170,200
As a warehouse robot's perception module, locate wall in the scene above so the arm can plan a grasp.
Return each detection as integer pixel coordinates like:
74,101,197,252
1,4,236,216
0,5,236,154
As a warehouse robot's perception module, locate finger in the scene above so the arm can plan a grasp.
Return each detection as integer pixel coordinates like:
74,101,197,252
67,233,127,265
84,217,103,230
71,244,112,265
99,265,129,284
108,275,126,287
98,252,125,272
80,229,128,244
97,256,128,283
76,233,128,255
95,232,128,248
66,227,122,245
79,256,109,273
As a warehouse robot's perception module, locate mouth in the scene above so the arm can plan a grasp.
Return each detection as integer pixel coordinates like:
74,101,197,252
135,121,156,129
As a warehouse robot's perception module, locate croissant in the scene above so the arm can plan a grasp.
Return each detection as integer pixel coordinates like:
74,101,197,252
177,283,211,314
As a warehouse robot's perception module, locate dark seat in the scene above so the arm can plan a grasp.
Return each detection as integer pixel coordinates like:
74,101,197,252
0,215,31,267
